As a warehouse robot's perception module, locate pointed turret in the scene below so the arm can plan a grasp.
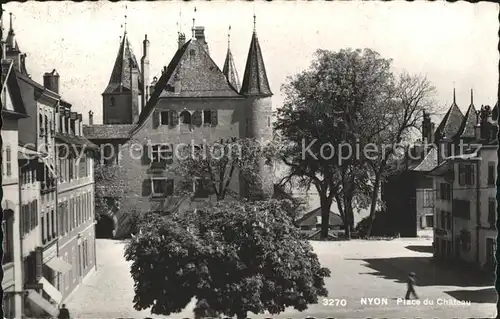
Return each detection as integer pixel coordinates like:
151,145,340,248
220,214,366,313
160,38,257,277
458,103,477,139
240,15,272,96
223,26,240,92
434,88,464,141
240,15,274,200
103,31,142,94
102,29,143,124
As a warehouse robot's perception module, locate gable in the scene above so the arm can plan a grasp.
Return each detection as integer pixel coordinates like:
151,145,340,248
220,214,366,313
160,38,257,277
159,40,240,98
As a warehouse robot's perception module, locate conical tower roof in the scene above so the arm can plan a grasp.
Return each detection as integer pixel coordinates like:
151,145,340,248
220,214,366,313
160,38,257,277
103,31,143,94
434,89,464,140
223,47,240,92
240,18,272,96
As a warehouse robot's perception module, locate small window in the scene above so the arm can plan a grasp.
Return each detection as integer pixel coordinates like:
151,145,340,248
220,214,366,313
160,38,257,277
488,197,496,226
151,144,173,163
151,178,174,197
425,215,434,228
203,110,212,124
180,110,192,125
190,49,196,57
488,162,495,186
161,111,170,125
268,117,271,127
6,146,11,176
110,97,115,107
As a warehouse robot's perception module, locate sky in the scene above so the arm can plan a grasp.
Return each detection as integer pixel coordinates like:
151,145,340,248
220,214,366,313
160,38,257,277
3,1,499,125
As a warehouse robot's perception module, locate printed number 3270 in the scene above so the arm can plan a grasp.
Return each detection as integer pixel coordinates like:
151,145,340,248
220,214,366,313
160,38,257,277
322,298,347,306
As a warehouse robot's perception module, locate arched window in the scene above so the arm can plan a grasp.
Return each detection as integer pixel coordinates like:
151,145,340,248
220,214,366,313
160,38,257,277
110,97,115,107
180,110,192,125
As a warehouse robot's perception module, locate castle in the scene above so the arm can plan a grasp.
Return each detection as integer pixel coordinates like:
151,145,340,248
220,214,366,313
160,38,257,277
84,16,274,237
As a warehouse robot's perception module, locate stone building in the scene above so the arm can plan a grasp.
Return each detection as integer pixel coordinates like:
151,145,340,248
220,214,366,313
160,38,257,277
2,57,28,319
84,17,274,238
429,89,497,272
1,12,98,317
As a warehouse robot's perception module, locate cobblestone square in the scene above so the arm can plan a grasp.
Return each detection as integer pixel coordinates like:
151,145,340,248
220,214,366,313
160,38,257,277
65,238,497,318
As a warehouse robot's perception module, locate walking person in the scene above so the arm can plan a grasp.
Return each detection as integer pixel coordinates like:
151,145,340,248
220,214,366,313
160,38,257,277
57,304,71,319
405,272,419,300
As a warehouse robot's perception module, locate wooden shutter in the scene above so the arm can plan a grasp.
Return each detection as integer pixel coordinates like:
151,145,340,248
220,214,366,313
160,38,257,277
142,179,152,197
193,110,202,126
166,144,174,165
165,179,174,196
142,144,151,165
210,109,218,125
170,110,179,126
153,109,160,128
35,248,43,280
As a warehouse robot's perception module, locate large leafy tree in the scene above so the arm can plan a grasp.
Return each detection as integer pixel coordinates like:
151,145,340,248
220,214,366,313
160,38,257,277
275,48,394,239
125,199,330,319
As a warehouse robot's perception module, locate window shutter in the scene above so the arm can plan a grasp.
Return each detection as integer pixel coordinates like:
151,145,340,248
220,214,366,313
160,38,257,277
165,179,174,196
153,109,160,128
142,179,152,197
142,144,151,165
170,110,179,126
193,110,202,127
166,144,174,165
35,248,43,280
211,109,218,126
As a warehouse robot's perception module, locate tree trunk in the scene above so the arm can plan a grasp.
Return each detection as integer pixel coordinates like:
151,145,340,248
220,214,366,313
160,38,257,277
366,171,382,237
237,311,247,319
319,192,333,240
342,193,353,240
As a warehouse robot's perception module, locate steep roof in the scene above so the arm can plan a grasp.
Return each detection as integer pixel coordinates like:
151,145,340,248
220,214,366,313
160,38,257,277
434,100,464,141
1,61,28,117
240,30,272,96
458,104,478,139
223,47,241,92
158,39,240,98
103,31,143,94
131,39,242,136
412,147,438,172
83,124,135,140
295,207,343,227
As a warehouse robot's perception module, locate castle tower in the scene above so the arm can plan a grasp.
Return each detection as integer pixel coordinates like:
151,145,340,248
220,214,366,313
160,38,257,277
102,29,143,124
240,15,274,200
223,26,240,91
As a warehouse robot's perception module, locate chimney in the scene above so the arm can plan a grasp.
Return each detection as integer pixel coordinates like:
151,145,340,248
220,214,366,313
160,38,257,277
193,26,209,54
178,32,186,50
43,69,60,94
422,111,431,144
141,34,150,111
89,110,94,125
475,123,481,141
130,67,140,123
